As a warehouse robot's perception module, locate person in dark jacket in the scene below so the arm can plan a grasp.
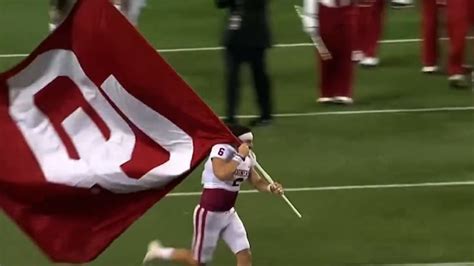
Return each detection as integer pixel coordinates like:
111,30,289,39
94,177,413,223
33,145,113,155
216,0,273,127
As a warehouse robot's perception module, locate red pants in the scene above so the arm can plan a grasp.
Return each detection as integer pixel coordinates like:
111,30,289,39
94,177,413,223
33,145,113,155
355,0,385,57
351,5,361,52
319,5,354,98
421,0,445,66
447,0,474,75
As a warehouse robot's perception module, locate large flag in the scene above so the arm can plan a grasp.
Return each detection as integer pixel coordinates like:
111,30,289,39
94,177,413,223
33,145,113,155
0,0,237,263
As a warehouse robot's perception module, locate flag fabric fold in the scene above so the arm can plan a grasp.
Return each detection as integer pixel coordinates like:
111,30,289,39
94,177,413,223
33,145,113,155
0,0,237,262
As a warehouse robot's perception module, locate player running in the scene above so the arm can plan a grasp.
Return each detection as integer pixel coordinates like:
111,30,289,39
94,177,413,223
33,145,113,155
143,124,284,266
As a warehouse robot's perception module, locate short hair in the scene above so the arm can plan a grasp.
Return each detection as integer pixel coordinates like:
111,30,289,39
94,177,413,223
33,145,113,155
226,124,252,138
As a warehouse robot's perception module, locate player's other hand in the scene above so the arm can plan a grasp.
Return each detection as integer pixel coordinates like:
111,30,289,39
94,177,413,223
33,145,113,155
238,143,250,158
269,182,284,195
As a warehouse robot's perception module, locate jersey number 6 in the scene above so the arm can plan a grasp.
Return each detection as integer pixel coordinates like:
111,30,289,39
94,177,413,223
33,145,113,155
218,148,225,156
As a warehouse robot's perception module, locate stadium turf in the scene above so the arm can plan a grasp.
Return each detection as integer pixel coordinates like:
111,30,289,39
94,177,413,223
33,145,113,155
0,0,473,265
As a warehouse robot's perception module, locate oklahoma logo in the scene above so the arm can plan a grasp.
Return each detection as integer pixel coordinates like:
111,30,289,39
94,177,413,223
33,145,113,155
7,49,194,193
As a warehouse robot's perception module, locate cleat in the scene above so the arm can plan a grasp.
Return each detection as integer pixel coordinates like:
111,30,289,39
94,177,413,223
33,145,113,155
421,66,439,74
333,96,354,105
449,75,469,89
316,97,334,104
360,57,379,67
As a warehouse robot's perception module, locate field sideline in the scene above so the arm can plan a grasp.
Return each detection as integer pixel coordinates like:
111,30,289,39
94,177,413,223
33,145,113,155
0,1,473,265
1,36,473,58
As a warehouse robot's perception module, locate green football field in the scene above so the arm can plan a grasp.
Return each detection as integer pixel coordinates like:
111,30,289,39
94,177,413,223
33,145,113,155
1,0,474,265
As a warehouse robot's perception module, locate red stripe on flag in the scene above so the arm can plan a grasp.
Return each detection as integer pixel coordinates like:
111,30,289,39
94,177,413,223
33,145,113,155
0,0,240,262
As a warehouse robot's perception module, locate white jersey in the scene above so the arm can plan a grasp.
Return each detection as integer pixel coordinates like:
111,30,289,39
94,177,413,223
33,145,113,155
202,144,254,192
194,144,253,263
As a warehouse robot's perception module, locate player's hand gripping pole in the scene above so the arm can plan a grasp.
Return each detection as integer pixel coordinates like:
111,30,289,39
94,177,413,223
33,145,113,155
294,5,332,61
250,151,303,219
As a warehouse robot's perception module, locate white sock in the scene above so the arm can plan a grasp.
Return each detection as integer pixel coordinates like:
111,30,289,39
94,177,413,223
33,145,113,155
155,247,175,260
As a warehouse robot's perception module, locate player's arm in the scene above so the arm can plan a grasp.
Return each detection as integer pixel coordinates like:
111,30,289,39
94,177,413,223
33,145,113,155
248,168,284,194
212,143,249,181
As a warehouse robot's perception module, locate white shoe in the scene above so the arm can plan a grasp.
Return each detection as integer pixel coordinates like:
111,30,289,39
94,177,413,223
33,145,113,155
448,74,465,81
333,96,354,105
448,74,469,89
360,57,379,67
316,97,334,104
421,66,439,73
391,0,414,8
143,240,163,264
352,51,364,62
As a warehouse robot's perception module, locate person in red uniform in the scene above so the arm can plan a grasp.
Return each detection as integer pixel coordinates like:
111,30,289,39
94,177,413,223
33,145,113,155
351,4,364,62
420,0,446,74
356,0,385,67
446,0,474,88
303,0,356,104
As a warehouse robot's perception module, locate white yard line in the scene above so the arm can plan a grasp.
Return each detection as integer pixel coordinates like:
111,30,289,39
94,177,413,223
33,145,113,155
0,53,29,58
230,106,474,119
167,180,474,197
1,36,473,58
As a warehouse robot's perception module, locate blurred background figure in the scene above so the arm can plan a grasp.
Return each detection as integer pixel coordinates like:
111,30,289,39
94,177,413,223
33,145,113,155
120,0,147,27
303,0,356,105
446,0,474,89
49,0,75,31
355,0,385,67
49,0,145,31
351,4,363,62
391,0,414,9
216,0,273,127
420,0,446,74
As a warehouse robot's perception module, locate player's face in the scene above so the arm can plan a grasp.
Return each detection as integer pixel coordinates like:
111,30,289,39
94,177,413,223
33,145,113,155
243,140,253,149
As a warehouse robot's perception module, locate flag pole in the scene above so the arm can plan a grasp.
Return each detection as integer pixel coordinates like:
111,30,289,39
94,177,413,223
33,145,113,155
250,151,303,219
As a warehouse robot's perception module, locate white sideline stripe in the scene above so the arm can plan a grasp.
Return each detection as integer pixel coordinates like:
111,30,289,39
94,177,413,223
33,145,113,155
229,106,474,119
167,180,474,197
158,36,474,53
1,36,473,58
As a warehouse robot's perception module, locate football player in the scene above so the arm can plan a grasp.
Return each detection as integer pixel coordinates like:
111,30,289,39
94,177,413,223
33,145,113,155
143,124,284,266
